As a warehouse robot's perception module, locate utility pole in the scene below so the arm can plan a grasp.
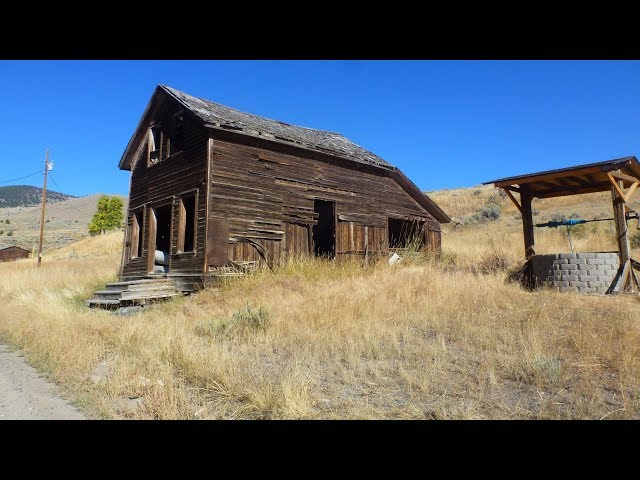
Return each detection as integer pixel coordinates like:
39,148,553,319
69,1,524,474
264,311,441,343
37,149,50,267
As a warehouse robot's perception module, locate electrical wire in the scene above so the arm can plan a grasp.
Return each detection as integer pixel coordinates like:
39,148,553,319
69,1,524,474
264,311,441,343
47,171,64,196
452,189,504,229
0,170,42,184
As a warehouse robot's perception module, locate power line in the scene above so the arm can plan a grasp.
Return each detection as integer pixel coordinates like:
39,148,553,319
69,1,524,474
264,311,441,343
0,171,42,184
48,171,64,196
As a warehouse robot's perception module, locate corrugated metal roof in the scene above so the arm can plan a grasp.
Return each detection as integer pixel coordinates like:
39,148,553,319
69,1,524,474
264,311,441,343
160,85,394,170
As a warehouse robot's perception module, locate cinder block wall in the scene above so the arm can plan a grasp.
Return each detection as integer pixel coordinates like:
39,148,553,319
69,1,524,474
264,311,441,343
530,253,619,294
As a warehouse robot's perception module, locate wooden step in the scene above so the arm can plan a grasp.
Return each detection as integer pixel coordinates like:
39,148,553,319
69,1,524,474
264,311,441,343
106,278,174,288
120,289,179,301
120,293,181,303
121,283,176,292
92,290,123,300
85,298,120,308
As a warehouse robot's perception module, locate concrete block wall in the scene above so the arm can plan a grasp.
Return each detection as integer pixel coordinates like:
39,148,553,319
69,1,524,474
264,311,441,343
530,252,620,294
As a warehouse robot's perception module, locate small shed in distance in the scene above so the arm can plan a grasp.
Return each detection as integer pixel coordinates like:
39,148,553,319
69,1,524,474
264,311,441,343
0,246,31,262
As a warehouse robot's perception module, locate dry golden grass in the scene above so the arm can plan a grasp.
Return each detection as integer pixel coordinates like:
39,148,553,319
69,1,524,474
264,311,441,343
0,189,639,420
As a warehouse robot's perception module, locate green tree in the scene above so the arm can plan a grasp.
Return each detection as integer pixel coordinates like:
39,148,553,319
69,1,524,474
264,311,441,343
89,196,124,236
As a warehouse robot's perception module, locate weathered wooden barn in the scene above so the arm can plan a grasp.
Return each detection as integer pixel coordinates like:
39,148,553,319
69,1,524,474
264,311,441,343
0,246,30,262
89,85,450,307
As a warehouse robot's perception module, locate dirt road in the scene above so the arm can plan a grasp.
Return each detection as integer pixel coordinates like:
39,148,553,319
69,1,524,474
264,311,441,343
0,344,85,420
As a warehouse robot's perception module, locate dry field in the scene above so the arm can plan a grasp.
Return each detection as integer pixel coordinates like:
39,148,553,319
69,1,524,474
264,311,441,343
0,186,639,419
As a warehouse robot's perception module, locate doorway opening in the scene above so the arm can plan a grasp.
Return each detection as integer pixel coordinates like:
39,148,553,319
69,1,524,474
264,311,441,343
150,204,172,274
154,205,172,254
313,199,335,258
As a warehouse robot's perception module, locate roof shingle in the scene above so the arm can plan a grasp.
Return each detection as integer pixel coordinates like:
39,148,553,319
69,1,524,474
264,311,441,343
161,85,394,170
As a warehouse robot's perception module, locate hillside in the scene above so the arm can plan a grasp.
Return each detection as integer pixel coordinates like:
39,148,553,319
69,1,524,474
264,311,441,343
0,193,128,251
428,184,640,269
0,184,638,419
0,185,74,208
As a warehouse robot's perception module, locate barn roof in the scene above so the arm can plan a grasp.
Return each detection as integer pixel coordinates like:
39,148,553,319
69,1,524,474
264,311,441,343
160,85,393,170
119,85,450,223
0,246,30,253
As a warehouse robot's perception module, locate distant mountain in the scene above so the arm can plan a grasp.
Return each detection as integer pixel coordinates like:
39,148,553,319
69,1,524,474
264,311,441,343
0,185,75,208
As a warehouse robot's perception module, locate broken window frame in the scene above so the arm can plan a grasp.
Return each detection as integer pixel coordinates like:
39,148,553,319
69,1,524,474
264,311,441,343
148,125,163,166
147,114,184,167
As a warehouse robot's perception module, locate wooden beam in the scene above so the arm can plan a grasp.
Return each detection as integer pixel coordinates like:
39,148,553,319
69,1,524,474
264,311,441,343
493,165,604,187
503,188,522,213
554,177,575,187
584,173,596,183
612,179,631,287
620,261,631,292
521,191,535,259
626,182,638,203
566,175,591,187
608,172,628,202
535,182,612,199
502,185,521,193
539,180,563,190
630,265,639,291
609,170,640,185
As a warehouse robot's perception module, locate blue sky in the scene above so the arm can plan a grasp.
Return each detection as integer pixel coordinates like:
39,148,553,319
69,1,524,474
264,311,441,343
1,60,638,197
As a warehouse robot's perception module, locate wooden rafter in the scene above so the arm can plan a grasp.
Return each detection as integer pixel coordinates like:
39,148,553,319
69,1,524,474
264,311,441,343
566,175,591,187
554,177,575,187
502,187,522,213
539,180,562,190
609,170,640,185
626,182,638,203
502,185,521,193
607,172,639,204
535,182,611,199
584,173,596,183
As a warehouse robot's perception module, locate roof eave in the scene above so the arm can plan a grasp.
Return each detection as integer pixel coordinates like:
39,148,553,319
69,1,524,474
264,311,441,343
483,156,639,186
392,170,451,224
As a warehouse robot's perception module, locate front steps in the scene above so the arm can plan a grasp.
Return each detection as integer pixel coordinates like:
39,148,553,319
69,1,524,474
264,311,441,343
87,265,252,310
86,278,185,310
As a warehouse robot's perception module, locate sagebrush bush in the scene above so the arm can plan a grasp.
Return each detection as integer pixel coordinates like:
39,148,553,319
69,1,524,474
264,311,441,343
475,250,513,274
463,204,501,225
631,230,640,249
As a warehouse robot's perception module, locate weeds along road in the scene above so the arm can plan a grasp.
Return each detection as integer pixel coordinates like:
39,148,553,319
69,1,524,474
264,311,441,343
0,344,85,420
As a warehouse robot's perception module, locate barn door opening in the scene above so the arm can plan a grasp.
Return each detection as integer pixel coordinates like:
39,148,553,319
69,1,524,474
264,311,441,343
313,199,335,258
150,204,172,274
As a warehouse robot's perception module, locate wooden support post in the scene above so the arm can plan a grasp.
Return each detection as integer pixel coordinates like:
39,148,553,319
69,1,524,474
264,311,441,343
611,179,633,292
521,189,535,260
37,150,50,268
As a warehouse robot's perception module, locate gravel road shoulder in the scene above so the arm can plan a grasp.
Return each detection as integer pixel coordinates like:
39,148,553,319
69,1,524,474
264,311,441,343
0,344,85,420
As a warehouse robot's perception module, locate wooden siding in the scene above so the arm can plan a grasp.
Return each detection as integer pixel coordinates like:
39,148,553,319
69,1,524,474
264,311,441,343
285,222,311,259
0,247,30,262
122,108,208,278
207,132,440,266
336,221,387,259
